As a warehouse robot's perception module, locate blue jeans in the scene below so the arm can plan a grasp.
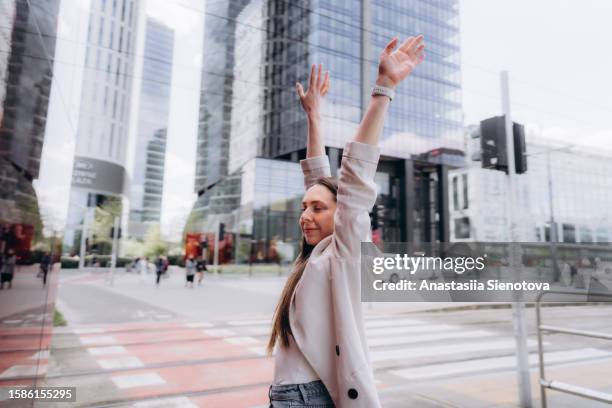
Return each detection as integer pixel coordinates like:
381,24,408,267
268,380,335,407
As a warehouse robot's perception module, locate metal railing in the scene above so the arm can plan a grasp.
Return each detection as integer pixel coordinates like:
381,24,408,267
536,289,612,407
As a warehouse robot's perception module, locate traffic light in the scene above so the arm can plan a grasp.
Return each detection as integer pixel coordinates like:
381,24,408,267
109,227,122,239
513,122,527,174
370,204,385,230
480,116,508,172
476,116,527,174
370,208,379,230
219,223,225,240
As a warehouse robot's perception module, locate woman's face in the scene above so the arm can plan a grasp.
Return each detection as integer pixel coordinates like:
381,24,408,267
300,184,337,246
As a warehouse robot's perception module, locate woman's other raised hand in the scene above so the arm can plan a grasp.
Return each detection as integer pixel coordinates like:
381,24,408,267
376,35,425,89
296,63,330,119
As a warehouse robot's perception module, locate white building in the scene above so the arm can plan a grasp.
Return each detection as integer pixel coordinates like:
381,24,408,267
64,0,141,252
449,126,612,244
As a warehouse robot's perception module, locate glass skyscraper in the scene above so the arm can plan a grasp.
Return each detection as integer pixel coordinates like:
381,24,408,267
189,0,463,260
0,0,60,245
128,19,174,239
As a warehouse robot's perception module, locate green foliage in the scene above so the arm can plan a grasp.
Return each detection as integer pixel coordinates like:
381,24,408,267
143,225,168,258
167,254,185,267
53,309,67,327
60,257,79,269
59,256,133,269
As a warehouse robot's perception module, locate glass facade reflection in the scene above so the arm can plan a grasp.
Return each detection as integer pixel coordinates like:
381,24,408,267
128,19,174,239
186,157,304,264
190,0,463,261
0,0,61,389
195,0,251,193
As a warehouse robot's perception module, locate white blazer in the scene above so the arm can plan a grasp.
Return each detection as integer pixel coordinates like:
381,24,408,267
289,141,382,407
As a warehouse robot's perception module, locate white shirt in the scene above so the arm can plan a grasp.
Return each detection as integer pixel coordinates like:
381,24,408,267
273,334,320,385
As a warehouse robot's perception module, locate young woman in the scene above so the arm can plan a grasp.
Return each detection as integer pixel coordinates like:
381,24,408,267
267,35,425,407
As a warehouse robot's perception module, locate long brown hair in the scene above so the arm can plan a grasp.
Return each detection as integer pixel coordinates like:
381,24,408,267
267,176,338,354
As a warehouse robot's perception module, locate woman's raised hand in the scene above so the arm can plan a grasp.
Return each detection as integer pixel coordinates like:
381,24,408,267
376,35,425,89
296,63,330,118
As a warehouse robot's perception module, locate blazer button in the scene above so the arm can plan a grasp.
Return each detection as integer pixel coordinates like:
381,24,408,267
348,388,358,399
335,345,340,356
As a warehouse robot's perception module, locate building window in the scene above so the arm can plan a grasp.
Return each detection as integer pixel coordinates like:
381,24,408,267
579,226,592,243
452,176,458,210
98,16,104,45
454,217,470,239
462,173,468,209
596,227,608,244
535,226,542,242
562,223,576,243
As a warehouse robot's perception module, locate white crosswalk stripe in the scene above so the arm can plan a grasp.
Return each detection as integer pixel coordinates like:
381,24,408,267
367,329,496,347
364,318,426,328
88,346,128,356
390,348,612,380
366,324,458,337
97,356,144,370
224,336,259,345
112,373,165,389
370,339,539,363
202,315,608,386
79,335,116,345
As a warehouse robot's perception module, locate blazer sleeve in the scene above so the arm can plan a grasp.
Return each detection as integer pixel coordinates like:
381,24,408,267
332,142,380,258
300,155,331,190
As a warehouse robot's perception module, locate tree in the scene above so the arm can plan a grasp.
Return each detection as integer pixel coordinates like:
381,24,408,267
143,225,167,258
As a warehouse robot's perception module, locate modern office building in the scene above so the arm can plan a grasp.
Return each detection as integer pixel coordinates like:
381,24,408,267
127,19,174,239
449,129,612,244
188,0,463,261
63,0,140,253
0,0,60,248
194,0,251,193
0,1,15,116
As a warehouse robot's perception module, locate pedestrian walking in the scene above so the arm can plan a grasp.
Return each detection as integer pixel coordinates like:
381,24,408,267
185,256,196,288
40,251,51,286
196,256,207,285
138,257,148,283
267,35,425,408
1,249,17,290
155,256,164,286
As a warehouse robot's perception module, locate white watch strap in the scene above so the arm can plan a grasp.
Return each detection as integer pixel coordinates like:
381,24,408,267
371,85,395,101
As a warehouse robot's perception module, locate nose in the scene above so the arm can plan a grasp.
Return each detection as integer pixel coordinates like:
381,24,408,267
300,208,313,225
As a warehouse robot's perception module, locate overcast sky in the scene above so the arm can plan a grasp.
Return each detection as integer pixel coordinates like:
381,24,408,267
34,0,612,239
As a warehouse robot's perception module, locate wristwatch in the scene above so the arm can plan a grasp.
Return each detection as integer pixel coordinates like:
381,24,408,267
371,85,395,101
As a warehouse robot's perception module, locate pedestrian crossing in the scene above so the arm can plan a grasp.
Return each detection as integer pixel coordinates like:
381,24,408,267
5,313,608,407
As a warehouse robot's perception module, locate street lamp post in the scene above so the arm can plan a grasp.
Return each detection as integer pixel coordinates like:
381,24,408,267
546,152,560,282
501,71,532,408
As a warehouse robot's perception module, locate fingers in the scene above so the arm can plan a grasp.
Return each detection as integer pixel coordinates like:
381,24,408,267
296,82,305,99
316,63,323,88
399,36,414,53
321,71,330,95
308,64,315,89
400,34,424,54
383,37,398,55
415,44,425,58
